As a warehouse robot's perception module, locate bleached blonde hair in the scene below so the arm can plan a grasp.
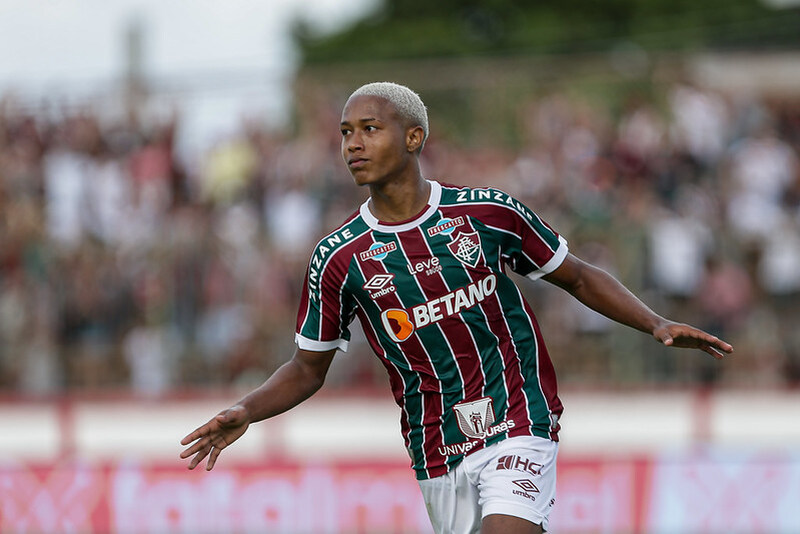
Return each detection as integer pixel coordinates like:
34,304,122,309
348,82,429,151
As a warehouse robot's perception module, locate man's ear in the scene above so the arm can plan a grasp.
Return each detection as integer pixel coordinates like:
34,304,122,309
406,126,425,153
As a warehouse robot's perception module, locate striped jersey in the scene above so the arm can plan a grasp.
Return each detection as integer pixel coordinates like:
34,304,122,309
295,180,567,480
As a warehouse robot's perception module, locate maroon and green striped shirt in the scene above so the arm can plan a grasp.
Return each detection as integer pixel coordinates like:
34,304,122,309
295,181,567,480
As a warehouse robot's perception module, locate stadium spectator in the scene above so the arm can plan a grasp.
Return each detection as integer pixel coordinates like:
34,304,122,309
0,77,798,394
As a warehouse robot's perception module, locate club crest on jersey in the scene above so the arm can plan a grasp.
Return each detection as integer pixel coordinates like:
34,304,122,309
359,241,396,262
447,231,482,268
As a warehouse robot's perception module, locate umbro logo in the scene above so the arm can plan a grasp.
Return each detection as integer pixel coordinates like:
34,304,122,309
363,274,394,291
511,479,539,502
363,274,396,300
512,479,539,493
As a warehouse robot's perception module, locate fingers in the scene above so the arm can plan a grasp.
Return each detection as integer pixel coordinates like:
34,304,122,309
694,331,733,356
180,425,207,446
207,445,223,471
656,323,734,358
217,405,248,426
697,341,732,359
716,339,734,354
183,435,229,470
216,411,235,426
182,407,241,446
180,434,210,459
701,344,726,360
188,443,212,470
181,411,242,471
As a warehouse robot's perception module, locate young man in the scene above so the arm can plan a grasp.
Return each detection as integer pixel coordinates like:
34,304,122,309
181,82,732,533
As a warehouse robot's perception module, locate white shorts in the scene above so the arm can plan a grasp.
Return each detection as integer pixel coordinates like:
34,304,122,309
418,435,558,533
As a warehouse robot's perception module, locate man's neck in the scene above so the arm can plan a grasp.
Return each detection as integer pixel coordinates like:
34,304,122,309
367,174,430,223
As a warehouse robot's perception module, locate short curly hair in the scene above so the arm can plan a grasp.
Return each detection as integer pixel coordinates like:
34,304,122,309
348,82,429,151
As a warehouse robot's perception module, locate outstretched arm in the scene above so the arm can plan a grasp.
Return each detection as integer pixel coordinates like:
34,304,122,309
543,253,733,359
180,347,336,470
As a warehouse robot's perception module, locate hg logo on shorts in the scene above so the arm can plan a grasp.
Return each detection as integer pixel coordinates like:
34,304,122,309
496,454,543,476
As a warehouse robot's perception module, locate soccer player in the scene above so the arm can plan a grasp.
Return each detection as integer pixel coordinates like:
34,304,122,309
180,82,733,533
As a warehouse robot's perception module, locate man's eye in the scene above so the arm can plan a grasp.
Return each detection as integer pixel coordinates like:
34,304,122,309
365,125,377,132
341,129,351,136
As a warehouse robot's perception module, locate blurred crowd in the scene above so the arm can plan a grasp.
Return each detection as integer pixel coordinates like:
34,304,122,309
1,80,799,397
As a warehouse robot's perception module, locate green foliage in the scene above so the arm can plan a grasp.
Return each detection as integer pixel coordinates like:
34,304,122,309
295,0,800,64
293,0,800,148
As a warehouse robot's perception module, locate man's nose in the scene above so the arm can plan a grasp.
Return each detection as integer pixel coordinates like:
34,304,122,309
346,132,363,152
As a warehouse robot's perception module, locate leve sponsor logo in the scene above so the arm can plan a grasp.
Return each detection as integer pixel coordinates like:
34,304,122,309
406,257,442,277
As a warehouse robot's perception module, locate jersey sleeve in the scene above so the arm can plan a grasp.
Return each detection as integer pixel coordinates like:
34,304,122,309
295,250,358,352
491,192,568,280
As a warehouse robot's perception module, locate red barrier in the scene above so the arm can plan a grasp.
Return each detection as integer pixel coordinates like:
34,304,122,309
3,454,799,533
0,461,430,534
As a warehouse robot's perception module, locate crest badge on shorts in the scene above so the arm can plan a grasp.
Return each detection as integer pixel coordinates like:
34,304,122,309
453,397,495,439
447,231,482,268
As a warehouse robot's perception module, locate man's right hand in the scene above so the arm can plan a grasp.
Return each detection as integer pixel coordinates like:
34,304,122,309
179,348,335,471
180,404,250,471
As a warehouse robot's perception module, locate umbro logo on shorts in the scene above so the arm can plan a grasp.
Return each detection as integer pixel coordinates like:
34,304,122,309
512,479,540,493
512,479,539,501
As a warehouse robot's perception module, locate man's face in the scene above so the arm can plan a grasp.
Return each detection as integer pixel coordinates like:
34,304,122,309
340,95,414,186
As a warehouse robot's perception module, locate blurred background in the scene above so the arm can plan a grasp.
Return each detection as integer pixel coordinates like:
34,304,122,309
1,0,800,532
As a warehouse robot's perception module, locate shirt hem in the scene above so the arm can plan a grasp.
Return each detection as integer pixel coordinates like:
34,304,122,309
525,236,569,281
294,333,349,353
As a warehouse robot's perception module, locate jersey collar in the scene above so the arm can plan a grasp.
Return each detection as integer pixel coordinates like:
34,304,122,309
359,180,442,233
